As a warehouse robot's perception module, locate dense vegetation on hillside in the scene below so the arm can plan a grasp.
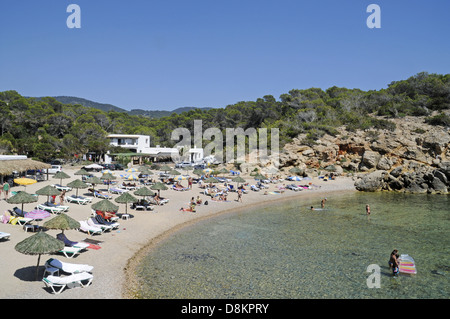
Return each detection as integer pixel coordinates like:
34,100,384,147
0,72,448,162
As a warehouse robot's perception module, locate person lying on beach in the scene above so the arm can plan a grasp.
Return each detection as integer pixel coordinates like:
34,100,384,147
180,201,196,212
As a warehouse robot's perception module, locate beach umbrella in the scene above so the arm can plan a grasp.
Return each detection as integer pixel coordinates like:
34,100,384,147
86,176,102,192
175,175,188,181
232,176,246,188
7,191,38,213
102,172,116,180
35,185,61,203
218,168,229,176
150,182,168,196
203,168,213,174
85,163,103,170
289,176,302,181
114,192,138,214
91,199,119,213
67,179,88,196
15,230,64,280
53,171,71,186
25,209,51,226
159,164,172,172
43,213,80,234
193,169,204,176
74,168,89,176
101,172,116,191
169,169,181,176
134,186,155,198
13,178,37,189
125,168,138,173
204,177,219,184
122,174,138,181
253,173,267,181
101,169,114,175
138,167,152,175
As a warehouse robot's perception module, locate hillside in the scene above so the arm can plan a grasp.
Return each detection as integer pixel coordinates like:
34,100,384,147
32,96,211,118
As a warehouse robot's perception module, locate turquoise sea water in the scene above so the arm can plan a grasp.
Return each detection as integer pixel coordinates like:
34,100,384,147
134,192,449,299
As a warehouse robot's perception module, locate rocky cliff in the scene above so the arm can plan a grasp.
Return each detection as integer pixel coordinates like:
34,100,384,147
239,114,450,194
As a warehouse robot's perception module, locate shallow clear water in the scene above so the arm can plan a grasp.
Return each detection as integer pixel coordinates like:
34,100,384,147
135,192,450,299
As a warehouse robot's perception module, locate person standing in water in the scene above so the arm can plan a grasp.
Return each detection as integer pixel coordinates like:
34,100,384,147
366,204,371,215
389,249,400,276
321,198,327,209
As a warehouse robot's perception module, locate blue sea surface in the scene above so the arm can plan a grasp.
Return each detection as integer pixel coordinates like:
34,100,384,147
134,192,450,298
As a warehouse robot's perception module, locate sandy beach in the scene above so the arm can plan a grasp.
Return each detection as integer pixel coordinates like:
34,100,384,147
0,167,356,299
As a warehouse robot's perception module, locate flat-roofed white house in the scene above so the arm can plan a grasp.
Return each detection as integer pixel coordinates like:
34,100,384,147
105,134,203,164
108,134,153,154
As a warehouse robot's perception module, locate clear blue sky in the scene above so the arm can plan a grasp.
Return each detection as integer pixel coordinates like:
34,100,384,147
1,0,449,111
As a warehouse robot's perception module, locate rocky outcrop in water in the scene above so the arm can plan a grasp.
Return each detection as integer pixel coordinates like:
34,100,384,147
354,161,450,194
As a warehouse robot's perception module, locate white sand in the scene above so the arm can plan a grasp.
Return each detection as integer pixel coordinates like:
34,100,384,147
0,167,356,299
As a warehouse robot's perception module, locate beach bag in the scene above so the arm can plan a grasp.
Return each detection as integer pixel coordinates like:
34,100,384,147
204,201,208,205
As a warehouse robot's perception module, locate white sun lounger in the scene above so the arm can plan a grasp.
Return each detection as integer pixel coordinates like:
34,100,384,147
66,195,90,205
87,218,112,232
52,184,72,192
59,246,83,258
45,258,93,274
78,220,103,235
0,232,11,240
37,203,67,214
43,272,94,294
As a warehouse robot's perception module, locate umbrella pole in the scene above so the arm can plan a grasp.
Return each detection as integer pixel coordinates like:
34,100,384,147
36,254,41,280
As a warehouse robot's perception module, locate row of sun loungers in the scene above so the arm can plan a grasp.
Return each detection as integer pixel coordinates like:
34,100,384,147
78,214,120,235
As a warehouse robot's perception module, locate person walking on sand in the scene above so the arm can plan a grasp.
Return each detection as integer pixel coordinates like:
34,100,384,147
237,188,243,203
59,190,66,205
3,182,10,200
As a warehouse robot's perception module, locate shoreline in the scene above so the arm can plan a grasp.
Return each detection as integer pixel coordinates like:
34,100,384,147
121,185,357,299
0,168,356,299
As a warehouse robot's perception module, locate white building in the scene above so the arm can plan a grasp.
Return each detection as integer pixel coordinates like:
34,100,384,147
106,134,203,164
108,134,152,154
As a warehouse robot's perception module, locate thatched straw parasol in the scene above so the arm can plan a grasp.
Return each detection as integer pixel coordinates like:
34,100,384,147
91,199,119,213
7,191,38,213
15,231,64,280
101,172,115,191
67,179,88,196
232,176,246,188
204,177,219,184
114,192,138,214
159,164,172,172
53,171,71,185
74,168,89,176
134,186,155,198
35,185,61,203
86,176,102,192
150,182,168,196
43,213,80,234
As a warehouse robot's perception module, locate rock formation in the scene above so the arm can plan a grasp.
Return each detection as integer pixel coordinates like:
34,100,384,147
239,115,450,194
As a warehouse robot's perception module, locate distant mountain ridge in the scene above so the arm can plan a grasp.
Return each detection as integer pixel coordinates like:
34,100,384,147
33,95,211,118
